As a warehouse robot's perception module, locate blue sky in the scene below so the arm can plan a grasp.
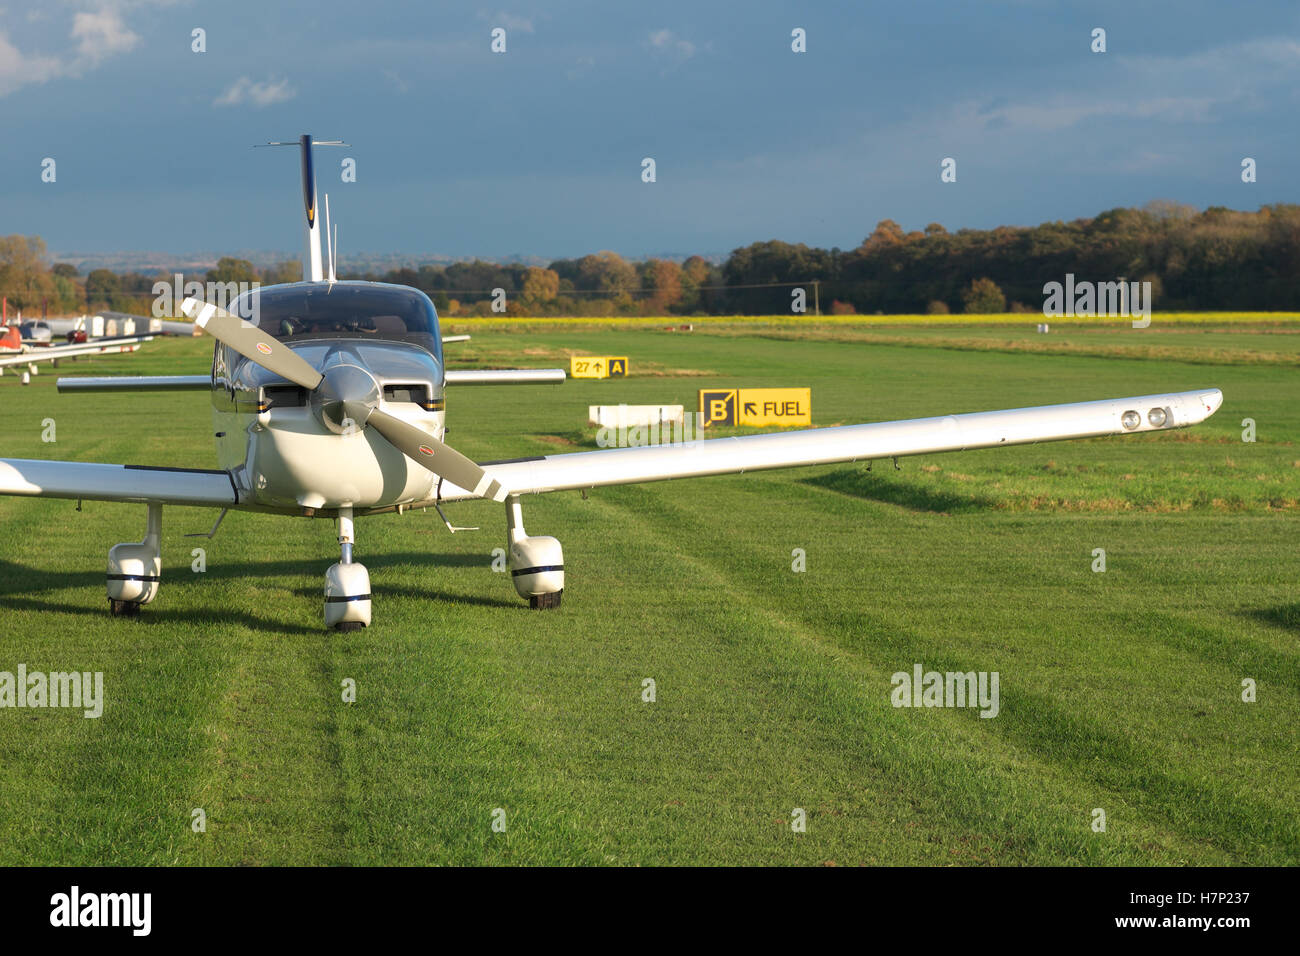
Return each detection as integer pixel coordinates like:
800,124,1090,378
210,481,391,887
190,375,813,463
2,0,1298,260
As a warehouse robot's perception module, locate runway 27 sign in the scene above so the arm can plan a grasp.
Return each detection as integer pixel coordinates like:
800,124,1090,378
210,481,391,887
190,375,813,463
570,356,628,379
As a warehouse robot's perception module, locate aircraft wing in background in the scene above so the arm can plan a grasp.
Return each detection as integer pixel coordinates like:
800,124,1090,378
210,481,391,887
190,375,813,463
0,337,152,370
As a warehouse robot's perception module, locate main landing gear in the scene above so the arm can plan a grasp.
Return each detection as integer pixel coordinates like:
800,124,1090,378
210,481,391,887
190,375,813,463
325,506,371,631
504,495,564,610
106,502,162,616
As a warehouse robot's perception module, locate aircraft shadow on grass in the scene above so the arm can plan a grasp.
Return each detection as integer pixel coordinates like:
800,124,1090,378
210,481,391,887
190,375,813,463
1246,603,1300,633
802,467,997,513
0,551,517,634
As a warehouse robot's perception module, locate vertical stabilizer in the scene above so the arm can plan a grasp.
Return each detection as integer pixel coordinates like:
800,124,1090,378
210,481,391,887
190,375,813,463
300,134,322,281
257,135,348,283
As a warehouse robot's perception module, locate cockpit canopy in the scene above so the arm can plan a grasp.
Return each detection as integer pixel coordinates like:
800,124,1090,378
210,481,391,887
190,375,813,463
231,281,443,364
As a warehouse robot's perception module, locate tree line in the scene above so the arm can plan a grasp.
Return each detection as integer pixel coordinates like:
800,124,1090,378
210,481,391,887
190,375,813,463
3,201,1298,319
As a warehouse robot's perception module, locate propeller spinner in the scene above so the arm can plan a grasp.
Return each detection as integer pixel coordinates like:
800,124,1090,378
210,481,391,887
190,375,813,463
181,297,508,502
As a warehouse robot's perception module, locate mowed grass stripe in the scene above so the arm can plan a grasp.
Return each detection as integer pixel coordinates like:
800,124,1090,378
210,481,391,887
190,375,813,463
175,514,356,865
583,476,1232,864
639,476,1297,862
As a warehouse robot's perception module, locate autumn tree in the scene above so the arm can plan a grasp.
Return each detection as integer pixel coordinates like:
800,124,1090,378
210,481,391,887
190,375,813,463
678,255,715,312
576,251,637,295
521,266,560,306
85,268,121,307
642,259,683,313
864,219,906,247
962,277,1006,313
0,236,55,312
262,260,303,285
206,257,258,285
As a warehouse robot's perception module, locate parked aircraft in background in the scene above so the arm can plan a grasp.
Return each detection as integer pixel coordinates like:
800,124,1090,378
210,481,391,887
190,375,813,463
0,321,152,379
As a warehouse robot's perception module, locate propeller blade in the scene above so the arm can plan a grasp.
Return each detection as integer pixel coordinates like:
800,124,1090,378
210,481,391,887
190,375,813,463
181,297,323,391
367,409,507,502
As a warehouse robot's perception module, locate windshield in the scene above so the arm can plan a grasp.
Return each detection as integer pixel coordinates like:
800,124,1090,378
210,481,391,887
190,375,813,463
233,282,442,362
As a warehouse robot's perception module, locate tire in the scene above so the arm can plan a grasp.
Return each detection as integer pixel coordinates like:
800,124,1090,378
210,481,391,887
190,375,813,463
529,590,563,610
108,599,140,617
334,621,365,632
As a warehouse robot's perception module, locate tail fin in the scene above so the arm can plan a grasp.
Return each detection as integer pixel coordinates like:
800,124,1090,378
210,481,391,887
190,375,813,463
257,134,348,282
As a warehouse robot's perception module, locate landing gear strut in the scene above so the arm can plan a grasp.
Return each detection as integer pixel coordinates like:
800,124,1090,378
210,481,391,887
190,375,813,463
325,506,371,631
504,495,564,609
107,502,162,616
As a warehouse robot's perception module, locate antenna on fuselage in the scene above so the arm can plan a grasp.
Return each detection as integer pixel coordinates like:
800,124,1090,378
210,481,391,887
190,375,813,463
323,193,337,285
256,134,348,282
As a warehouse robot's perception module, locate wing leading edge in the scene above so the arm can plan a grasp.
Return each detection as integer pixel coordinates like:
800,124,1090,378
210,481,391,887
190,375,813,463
433,388,1223,501
0,460,237,507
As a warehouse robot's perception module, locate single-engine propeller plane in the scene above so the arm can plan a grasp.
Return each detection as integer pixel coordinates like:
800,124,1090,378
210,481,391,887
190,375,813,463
0,135,1224,629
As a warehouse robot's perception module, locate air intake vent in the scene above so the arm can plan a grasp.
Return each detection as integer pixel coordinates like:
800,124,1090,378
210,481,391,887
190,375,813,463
261,385,307,411
384,383,431,406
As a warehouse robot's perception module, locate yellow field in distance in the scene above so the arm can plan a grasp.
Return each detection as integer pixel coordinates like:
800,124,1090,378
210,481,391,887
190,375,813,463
446,311,1300,331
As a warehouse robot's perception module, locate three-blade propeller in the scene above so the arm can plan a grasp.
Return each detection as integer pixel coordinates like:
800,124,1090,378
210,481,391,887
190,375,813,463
181,298,507,502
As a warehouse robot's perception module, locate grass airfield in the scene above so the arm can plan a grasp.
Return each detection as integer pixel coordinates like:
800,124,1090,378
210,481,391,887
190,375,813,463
0,318,1296,865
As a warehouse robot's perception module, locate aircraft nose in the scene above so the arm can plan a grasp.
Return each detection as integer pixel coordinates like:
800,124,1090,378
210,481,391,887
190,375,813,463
312,362,379,434
1200,388,1223,418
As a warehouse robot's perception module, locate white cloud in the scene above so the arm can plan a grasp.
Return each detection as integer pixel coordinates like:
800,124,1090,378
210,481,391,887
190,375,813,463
214,75,296,108
929,36,1300,140
71,7,139,65
648,28,695,60
974,95,1218,133
0,0,154,97
0,29,62,96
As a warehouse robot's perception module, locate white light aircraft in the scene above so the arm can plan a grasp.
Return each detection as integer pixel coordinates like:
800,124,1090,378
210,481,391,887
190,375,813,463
0,324,152,380
0,135,1224,629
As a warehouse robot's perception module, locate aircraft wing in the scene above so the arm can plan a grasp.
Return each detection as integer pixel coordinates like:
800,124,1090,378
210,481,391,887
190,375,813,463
434,388,1223,501
445,369,565,385
0,337,151,369
0,459,237,506
57,375,210,393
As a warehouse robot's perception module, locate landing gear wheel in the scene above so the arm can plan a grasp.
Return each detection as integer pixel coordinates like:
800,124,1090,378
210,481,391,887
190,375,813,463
529,590,563,610
334,621,365,632
108,599,141,617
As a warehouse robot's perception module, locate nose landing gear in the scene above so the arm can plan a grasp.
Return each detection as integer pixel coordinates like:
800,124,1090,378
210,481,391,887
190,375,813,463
325,506,371,631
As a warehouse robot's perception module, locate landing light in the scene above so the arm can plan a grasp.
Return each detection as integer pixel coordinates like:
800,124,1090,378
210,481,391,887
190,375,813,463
1147,407,1167,427
1121,410,1141,430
